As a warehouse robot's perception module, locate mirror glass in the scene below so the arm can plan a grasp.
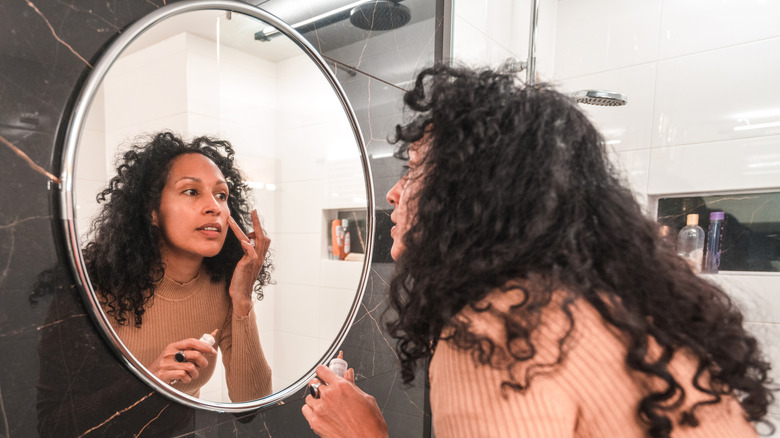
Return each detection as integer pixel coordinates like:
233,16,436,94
64,3,371,409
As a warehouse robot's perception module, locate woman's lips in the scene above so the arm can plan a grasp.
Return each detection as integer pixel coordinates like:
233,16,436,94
197,224,222,238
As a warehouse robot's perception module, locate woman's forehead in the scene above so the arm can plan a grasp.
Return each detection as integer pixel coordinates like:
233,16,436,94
167,153,225,182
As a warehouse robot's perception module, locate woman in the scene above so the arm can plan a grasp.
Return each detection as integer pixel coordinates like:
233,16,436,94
302,66,775,437
84,132,273,402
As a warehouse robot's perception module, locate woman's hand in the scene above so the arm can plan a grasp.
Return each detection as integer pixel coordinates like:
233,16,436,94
227,209,270,317
302,365,389,438
147,338,217,385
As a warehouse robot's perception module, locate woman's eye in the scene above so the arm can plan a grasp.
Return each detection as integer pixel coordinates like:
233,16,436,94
183,189,197,196
216,193,228,201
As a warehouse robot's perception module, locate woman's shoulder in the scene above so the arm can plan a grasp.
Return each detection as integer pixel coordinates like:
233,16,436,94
439,281,631,377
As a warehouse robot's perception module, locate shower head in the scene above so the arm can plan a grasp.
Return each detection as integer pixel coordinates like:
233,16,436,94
350,1,411,31
571,89,628,106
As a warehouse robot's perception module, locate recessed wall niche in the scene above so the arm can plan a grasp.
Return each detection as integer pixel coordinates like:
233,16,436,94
657,192,780,272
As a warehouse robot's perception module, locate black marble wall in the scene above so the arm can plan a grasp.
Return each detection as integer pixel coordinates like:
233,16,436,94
0,0,445,436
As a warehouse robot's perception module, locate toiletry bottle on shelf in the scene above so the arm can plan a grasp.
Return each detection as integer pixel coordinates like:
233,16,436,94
331,219,343,260
677,214,705,273
703,211,725,274
342,219,351,257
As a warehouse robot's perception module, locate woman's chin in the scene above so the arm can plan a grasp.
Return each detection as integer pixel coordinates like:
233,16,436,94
199,244,225,258
390,243,405,261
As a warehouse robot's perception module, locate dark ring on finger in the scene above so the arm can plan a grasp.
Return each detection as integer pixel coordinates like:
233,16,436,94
309,382,321,398
174,350,186,363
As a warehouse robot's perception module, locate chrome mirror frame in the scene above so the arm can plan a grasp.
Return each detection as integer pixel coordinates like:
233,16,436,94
58,0,374,412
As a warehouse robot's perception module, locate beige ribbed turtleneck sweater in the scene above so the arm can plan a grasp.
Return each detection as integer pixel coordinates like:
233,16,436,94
108,270,272,402
429,288,759,437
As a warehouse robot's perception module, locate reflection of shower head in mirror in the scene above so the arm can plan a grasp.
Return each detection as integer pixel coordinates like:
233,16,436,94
571,89,628,107
350,1,411,31
255,0,411,42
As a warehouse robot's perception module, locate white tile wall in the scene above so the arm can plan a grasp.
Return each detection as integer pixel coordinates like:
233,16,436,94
273,332,322,390
275,180,326,234
272,233,322,286
320,259,365,290
110,32,188,76
451,15,517,68
198,350,225,401
610,148,650,207
710,274,780,325
556,63,657,152
553,0,662,79
452,0,557,78
73,178,107,241
653,37,780,148
103,51,188,132
648,135,780,195
659,0,780,59
185,51,220,119
185,112,220,137
274,284,322,336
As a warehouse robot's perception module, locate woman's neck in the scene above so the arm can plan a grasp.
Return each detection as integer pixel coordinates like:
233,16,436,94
160,251,203,284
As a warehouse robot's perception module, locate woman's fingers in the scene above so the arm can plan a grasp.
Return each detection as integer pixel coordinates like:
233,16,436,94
172,349,209,369
171,338,218,356
153,338,219,385
250,209,271,257
228,216,250,245
251,209,262,236
174,362,200,381
239,237,256,261
229,211,270,261
315,364,338,385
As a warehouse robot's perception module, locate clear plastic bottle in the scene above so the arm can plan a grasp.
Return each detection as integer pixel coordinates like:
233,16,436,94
703,211,725,274
329,351,348,377
677,214,705,273
200,329,218,347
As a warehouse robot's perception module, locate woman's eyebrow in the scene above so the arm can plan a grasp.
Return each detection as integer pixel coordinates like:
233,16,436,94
175,176,201,183
174,176,228,186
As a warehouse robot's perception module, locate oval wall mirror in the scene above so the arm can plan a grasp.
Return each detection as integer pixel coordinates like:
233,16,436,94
59,0,373,412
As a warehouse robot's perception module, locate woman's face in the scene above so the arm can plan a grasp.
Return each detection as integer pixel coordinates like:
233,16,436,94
386,142,426,260
153,153,230,264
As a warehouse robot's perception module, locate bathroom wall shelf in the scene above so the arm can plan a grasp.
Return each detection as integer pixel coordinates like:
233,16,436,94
656,191,780,273
322,208,367,261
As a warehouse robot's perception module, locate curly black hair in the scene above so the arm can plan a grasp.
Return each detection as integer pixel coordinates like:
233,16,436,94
83,132,272,327
385,65,775,437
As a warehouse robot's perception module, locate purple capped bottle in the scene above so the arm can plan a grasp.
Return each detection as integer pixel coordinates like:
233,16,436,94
703,211,725,273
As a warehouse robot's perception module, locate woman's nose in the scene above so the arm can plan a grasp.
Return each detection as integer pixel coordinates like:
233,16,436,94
202,195,221,215
386,179,402,206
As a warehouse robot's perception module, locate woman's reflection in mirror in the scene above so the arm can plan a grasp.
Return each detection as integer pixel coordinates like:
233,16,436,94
83,132,273,401
302,65,776,437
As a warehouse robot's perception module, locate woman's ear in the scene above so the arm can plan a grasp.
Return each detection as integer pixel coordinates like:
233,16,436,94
151,210,158,227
